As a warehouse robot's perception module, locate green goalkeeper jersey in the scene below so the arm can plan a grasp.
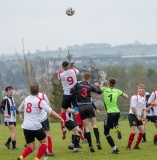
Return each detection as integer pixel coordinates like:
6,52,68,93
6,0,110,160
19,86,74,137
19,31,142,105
101,86,123,113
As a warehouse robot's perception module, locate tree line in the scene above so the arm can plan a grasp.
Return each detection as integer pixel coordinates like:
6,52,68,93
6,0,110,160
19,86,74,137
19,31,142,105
0,52,157,115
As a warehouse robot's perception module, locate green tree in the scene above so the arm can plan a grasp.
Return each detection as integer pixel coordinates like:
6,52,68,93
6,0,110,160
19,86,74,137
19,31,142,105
128,64,146,78
66,50,76,67
80,59,101,84
105,66,129,91
147,68,157,77
51,73,63,114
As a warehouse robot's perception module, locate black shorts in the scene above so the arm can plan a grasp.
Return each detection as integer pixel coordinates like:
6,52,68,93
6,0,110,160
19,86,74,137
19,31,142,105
78,104,95,120
128,114,143,127
41,118,50,131
61,95,73,109
146,116,157,123
71,93,78,107
104,112,120,129
65,120,78,131
5,122,16,126
23,128,46,144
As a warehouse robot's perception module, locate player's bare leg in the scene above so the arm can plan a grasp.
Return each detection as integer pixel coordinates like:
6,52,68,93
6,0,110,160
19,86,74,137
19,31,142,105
8,125,18,150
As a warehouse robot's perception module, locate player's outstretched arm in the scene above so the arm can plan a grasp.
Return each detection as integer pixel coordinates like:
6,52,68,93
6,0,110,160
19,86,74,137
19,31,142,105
70,83,77,94
149,101,157,106
92,83,102,94
122,93,129,99
50,110,64,124
146,104,154,112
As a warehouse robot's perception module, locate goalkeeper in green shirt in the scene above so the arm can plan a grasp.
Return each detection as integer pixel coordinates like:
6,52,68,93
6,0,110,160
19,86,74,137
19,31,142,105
100,72,128,154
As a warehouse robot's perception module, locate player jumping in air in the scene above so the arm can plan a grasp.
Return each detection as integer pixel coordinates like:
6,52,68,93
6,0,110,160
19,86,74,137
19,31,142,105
58,61,79,139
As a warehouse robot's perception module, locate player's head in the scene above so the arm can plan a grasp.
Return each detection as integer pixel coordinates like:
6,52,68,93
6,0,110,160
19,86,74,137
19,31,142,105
5,86,13,96
137,84,145,96
108,78,116,88
83,73,91,82
30,83,39,95
62,61,69,70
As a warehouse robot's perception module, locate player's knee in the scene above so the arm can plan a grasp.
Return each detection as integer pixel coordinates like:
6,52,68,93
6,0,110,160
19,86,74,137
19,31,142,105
12,130,16,135
131,129,136,134
28,144,36,151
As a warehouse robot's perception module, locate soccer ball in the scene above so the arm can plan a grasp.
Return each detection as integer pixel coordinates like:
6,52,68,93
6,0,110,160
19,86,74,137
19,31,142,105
66,7,75,16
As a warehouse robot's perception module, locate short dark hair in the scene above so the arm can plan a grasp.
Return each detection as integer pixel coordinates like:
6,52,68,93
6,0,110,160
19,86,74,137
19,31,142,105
108,78,116,87
5,86,13,92
30,83,39,95
62,61,69,67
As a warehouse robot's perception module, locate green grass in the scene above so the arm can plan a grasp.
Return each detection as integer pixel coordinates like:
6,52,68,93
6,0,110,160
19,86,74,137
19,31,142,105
0,120,157,160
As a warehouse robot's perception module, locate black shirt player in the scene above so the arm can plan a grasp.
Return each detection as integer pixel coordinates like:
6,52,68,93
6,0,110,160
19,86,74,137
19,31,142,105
70,73,102,152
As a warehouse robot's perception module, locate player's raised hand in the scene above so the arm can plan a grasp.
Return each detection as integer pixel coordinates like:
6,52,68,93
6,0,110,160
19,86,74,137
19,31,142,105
100,71,107,83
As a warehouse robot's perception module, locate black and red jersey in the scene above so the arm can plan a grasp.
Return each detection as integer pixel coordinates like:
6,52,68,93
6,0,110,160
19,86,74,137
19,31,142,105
70,81,101,105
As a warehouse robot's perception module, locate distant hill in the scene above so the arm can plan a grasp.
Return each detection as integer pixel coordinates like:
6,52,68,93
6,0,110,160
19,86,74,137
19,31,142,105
1,43,157,61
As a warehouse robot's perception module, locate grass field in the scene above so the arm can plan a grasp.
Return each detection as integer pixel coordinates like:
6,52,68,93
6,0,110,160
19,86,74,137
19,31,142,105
0,120,157,160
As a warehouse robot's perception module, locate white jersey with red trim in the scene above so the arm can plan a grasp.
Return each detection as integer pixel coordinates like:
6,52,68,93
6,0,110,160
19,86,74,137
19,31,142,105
38,92,51,122
18,95,52,130
148,91,157,116
58,68,79,95
129,94,146,116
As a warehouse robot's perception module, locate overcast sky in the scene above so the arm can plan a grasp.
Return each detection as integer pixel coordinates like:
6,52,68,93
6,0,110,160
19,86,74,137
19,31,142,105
0,0,157,54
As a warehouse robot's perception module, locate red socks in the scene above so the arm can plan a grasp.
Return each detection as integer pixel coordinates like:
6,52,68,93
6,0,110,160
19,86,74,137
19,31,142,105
155,134,157,138
36,143,47,159
22,147,33,158
76,113,83,126
61,112,66,122
127,133,135,147
47,136,53,153
135,133,144,147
